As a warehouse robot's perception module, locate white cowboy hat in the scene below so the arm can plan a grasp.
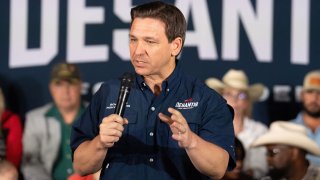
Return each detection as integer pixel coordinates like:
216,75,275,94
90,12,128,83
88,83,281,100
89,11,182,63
252,121,320,156
205,69,265,101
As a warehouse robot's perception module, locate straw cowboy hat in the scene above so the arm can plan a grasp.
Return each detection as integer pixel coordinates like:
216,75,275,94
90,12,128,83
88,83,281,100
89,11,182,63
205,69,265,101
252,121,320,156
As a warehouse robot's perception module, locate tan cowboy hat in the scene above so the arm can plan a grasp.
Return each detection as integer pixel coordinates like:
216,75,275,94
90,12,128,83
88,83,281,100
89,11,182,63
252,121,320,156
205,69,265,101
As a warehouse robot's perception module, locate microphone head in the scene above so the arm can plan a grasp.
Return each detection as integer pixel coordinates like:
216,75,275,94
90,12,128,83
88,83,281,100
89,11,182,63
120,72,135,88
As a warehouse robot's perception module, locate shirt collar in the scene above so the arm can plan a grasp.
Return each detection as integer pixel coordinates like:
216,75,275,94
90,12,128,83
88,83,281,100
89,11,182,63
136,60,181,92
45,103,86,123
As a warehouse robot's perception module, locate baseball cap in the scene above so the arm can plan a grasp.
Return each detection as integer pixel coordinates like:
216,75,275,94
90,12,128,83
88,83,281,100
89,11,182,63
303,70,320,91
50,63,81,84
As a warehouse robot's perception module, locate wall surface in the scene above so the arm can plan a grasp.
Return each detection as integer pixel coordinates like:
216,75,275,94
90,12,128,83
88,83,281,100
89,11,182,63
1,0,319,124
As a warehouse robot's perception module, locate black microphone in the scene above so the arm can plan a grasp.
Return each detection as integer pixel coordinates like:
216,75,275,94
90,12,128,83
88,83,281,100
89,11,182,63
114,72,135,117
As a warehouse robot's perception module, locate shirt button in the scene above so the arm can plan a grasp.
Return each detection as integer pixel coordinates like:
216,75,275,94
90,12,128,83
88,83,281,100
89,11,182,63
149,132,154,136
149,158,154,163
166,88,170,92
67,168,73,174
150,107,155,111
143,83,147,87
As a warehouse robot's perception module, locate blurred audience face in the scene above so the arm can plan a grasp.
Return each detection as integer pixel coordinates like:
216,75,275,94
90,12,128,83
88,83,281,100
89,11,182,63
49,80,82,111
265,144,293,178
224,160,244,179
222,88,249,116
301,90,320,118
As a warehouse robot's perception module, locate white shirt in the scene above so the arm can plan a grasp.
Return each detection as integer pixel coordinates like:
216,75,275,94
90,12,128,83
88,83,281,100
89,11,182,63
237,117,268,179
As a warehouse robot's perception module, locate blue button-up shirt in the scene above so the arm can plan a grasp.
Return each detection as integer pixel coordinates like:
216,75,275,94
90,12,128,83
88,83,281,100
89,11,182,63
291,112,320,166
71,65,236,180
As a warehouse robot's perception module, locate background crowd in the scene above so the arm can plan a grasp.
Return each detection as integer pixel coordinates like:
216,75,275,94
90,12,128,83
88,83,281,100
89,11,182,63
1,0,320,178
1,62,319,179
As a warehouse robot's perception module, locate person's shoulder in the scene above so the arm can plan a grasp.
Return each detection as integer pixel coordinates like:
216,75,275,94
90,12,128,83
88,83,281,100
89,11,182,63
305,165,320,179
2,110,20,120
96,79,121,92
181,73,218,93
245,117,268,131
26,103,53,117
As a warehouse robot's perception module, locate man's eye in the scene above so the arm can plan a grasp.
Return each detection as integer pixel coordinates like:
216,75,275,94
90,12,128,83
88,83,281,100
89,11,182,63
146,40,155,44
130,38,137,42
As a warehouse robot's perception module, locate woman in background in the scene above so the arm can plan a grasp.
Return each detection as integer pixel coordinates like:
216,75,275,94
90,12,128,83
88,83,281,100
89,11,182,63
0,87,23,169
206,69,268,179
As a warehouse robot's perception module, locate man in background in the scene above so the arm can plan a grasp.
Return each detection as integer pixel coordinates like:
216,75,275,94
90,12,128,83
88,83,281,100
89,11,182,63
22,63,91,180
291,70,320,166
252,121,320,180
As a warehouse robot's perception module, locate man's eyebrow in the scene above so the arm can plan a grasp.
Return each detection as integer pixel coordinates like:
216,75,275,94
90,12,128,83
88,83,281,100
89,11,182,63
144,37,157,41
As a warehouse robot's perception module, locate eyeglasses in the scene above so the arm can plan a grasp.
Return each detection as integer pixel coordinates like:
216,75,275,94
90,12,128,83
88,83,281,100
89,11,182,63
222,92,248,101
266,148,281,157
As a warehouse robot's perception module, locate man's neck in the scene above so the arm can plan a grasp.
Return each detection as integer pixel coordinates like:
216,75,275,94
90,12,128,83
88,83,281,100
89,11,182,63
233,114,245,135
58,105,80,125
287,159,309,180
303,113,320,132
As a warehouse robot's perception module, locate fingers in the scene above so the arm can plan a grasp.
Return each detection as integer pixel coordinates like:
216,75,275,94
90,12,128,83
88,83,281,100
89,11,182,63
99,114,128,148
102,114,127,125
158,112,174,124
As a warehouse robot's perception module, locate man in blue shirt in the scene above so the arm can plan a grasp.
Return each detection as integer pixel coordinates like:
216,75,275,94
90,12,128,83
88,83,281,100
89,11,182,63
71,1,236,179
291,70,320,166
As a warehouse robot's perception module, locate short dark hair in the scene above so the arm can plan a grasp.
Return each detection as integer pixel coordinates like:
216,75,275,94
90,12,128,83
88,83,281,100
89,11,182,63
131,1,187,46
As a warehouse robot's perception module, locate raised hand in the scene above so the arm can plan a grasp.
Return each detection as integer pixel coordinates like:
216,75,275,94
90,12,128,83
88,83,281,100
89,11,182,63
158,107,196,149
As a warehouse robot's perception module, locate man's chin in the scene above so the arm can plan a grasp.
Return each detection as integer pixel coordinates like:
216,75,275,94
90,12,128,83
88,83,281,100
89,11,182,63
303,106,320,118
268,167,285,179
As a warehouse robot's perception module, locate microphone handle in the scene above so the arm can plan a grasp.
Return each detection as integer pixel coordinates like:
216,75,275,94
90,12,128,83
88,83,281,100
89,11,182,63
114,86,130,117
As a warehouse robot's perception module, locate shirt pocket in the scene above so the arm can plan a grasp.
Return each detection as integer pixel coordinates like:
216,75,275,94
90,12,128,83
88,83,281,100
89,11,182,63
166,110,201,150
180,110,201,134
120,110,138,146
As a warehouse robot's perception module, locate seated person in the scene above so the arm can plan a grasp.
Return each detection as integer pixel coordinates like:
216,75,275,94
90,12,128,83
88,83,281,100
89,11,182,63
206,69,268,178
252,121,320,179
222,137,254,180
0,87,23,169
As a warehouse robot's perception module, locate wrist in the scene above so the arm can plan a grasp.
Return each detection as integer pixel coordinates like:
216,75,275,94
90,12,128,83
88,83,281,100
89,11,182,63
186,132,198,150
96,135,108,151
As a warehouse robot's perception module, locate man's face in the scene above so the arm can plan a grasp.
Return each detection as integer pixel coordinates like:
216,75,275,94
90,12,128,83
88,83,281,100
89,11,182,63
224,160,243,179
265,144,292,178
301,90,320,118
49,80,81,111
222,88,249,116
129,17,181,79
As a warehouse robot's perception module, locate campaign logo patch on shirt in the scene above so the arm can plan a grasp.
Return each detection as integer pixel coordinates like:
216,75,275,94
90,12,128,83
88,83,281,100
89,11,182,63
175,98,199,110
106,103,116,109
106,103,131,109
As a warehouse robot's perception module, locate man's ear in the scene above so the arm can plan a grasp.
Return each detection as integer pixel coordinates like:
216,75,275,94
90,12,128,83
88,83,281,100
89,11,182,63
170,37,183,57
291,147,300,161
